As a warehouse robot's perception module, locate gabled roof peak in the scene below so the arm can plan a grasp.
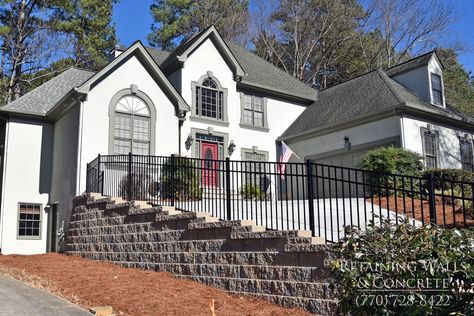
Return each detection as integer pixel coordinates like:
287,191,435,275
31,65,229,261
159,25,246,79
386,50,443,77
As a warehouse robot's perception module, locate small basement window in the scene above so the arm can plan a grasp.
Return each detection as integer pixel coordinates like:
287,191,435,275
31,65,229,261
18,203,41,239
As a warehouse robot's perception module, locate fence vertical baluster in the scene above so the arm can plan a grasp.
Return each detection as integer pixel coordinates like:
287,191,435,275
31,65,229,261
170,154,175,207
427,172,436,225
97,154,101,195
305,160,315,237
127,152,132,201
225,157,231,221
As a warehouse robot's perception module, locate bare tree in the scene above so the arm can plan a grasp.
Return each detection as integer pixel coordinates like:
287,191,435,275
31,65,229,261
251,0,364,88
360,0,457,68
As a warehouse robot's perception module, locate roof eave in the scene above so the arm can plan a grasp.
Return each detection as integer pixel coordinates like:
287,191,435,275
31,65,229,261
76,41,190,116
46,88,87,120
0,107,51,122
280,106,403,142
237,81,316,105
400,103,474,132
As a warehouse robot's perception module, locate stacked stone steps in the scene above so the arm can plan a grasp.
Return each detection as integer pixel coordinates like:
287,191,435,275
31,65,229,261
66,193,337,314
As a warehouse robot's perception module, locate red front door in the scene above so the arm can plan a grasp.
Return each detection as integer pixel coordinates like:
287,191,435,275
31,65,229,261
201,142,218,187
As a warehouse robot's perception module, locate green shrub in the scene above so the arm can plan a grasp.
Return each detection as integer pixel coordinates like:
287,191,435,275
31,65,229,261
361,146,424,175
423,169,474,218
161,156,202,200
240,184,267,200
119,173,152,200
422,169,474,189
328,220,474,315
360,147,423,196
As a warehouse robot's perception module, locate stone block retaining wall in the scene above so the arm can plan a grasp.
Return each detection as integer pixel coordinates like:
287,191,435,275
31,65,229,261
66,193,338,314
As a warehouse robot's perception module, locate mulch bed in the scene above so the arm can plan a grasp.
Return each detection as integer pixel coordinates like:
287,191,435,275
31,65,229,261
369,196,474,228
0,253,311,316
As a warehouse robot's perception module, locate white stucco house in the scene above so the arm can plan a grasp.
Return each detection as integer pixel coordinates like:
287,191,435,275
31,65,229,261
0,26,316,254
281,51,474,170
1,25,473,255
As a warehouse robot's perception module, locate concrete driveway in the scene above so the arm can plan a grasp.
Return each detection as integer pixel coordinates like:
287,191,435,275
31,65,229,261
0,275,90,316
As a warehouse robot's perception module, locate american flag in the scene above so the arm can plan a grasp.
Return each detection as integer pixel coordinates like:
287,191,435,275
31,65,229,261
277,141,298,179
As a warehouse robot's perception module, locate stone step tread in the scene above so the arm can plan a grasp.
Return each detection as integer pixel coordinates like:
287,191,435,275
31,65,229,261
188,220,264,230
285,244,329,252
86,198,112,206
231,230,312,239
68,222,154,230
67,229,186,237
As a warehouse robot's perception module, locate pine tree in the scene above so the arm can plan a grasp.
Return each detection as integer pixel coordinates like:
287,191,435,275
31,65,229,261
148,0,249,50
56,0,118,70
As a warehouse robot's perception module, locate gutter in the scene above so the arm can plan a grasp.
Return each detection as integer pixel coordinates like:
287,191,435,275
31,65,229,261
237,81,316,106
280,106,403,143
280,101,474,143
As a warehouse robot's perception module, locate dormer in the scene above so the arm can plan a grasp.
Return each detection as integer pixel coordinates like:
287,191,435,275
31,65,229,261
387,51,445,108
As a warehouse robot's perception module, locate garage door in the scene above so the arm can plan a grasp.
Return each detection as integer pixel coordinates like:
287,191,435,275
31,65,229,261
315,149,368,169
311,150,368,198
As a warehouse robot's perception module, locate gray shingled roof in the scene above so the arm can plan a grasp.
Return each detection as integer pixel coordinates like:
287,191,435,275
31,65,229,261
145,47,170,65
225,41,318,101
146,29,318,101
281,69,473,139
1,68,95,115
386,51,440,77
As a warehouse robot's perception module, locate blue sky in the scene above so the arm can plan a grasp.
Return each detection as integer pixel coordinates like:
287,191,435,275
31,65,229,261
113,0,474,73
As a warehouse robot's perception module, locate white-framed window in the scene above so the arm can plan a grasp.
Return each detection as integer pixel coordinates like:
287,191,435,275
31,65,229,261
431,73,443,106
242,148,269,185
422,128,438,169
240,93,268,130
18,203,41,239
460,137,473,171
192,74,228,123
113,95,151,155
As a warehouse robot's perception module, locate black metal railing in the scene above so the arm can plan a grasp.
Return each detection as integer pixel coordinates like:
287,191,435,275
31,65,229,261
86,154,474,242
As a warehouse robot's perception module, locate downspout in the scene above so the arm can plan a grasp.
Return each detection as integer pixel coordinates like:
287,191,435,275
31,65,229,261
76,100,85,194
178,113,186,156
400,115,406,149
0,115,9,250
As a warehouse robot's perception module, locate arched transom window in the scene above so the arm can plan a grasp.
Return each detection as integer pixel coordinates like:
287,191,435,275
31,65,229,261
113,95,151,155
192,74,227,122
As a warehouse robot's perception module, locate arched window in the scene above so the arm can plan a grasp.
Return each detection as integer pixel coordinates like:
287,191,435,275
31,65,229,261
192,74,228,122
110,94,153,155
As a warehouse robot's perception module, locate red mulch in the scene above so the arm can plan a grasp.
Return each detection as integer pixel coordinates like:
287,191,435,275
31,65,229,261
0,253,311,316
369,196,474,228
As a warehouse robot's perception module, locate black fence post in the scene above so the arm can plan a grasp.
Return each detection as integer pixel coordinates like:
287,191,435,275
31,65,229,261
427,172,436,224
306,160,315,236
97,154,101,194
171,154,176,207
127,152,132,201
86,162,90,192
225,157,231,221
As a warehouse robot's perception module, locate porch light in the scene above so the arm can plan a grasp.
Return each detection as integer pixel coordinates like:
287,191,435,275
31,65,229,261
185,134,194,150
228,140,236,156
344,136,351,151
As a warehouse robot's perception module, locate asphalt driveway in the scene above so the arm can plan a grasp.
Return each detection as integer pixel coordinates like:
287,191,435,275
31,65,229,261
0,275,90,316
